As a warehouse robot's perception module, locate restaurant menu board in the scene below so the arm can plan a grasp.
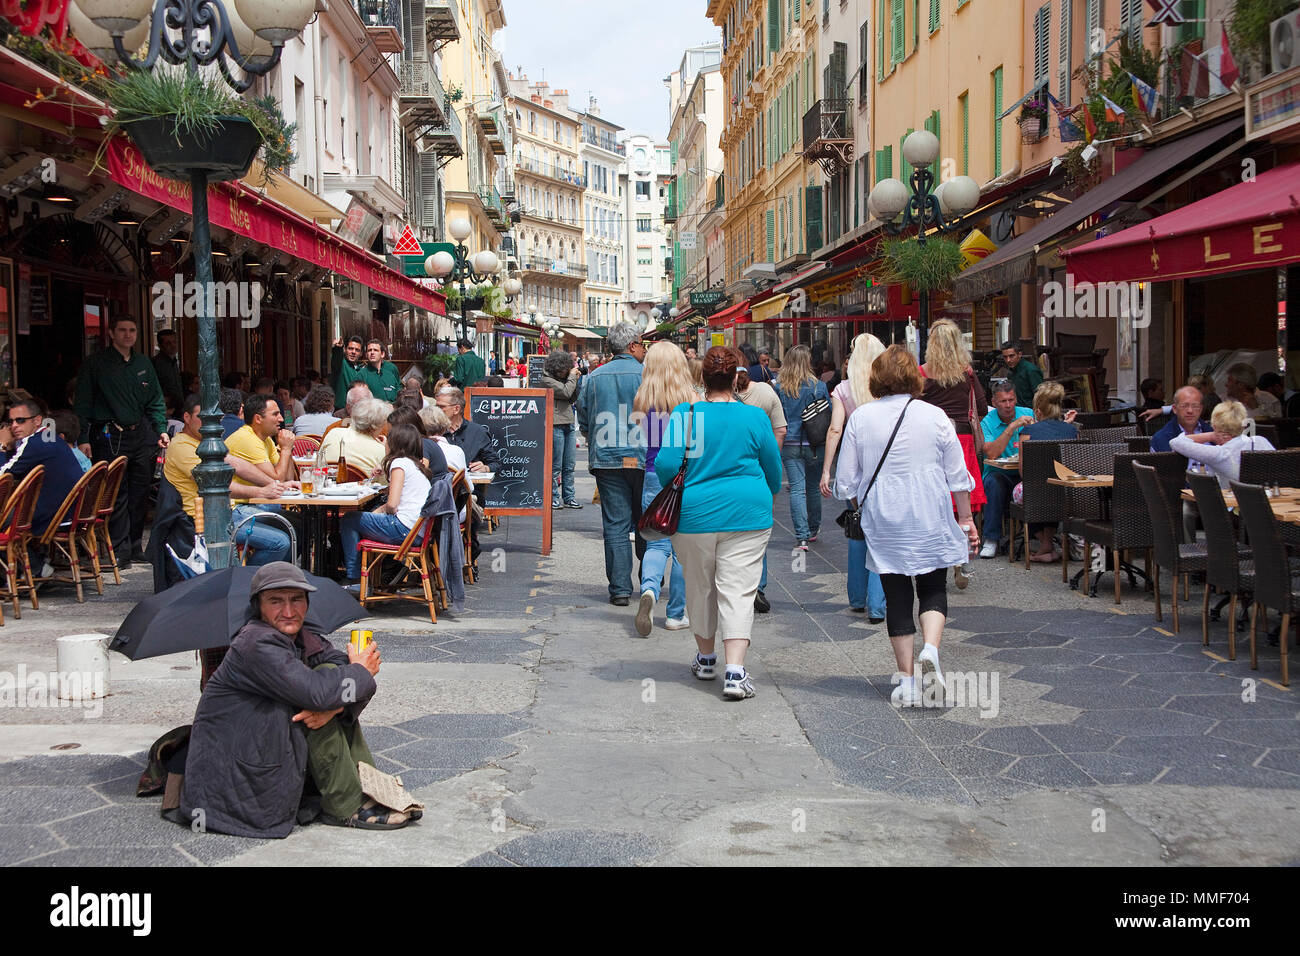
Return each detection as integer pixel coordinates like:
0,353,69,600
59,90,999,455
465,387,553,555
527,354,546,386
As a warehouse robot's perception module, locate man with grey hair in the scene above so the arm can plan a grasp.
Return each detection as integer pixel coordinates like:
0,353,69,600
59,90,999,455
337,381,372,422
575,320,647,605
1225,362,1280,420
435,386,500,474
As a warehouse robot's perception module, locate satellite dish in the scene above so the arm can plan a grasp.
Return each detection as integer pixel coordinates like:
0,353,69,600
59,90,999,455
992,211,1015,245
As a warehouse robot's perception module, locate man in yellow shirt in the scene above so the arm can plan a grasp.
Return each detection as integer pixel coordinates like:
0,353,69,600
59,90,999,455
216,394,297,564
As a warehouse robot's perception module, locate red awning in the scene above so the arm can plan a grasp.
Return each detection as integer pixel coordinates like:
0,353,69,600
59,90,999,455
1064,160,1300,284
707,300,751,327
107,139,445,315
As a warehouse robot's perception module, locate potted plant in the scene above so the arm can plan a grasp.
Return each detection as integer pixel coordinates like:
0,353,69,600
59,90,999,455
448,84,463,102
876,236,965,293
1018,97,1049,143
100,68,296,184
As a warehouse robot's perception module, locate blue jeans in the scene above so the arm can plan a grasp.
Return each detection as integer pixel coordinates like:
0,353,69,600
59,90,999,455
232,504,291,566
552,423,578,503
340,511,412,579
639,471,686,619
781,444,824,540
981,468,1019,542
847,537,888,616
593,468,644,598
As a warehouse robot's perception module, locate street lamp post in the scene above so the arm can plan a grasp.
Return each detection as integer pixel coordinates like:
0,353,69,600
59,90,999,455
80,0,315,570
424,217,504,344
868,130,980,360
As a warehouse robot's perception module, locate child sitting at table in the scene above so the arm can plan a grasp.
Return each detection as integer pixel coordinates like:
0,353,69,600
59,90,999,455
339,423,433,592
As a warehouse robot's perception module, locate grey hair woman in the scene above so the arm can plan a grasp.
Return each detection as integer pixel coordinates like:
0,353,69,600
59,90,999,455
539,349,582,508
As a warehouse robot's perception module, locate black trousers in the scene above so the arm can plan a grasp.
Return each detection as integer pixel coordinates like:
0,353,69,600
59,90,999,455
91,425,157,559
880,568,948,638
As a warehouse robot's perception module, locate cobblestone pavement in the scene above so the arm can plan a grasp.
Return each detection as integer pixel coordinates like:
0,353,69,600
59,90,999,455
1,458,1297,866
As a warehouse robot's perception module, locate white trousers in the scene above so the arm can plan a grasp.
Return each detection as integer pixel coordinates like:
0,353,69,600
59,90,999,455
671,528,771,642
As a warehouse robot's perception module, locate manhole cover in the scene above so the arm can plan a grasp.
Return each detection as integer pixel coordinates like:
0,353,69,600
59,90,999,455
50,743,81,751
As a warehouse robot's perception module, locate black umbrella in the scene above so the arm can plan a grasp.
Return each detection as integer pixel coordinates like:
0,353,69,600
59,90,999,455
110,565,366,661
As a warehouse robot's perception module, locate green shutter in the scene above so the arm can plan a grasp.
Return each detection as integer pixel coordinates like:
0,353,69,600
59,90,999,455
961,94,969,175
798,190,804,251
877,0,886,79
766,208,775,260
929,0,939,32
778,202,785,257
913,0,919,49
890,0,904,64
794,0,801,19
769,0,779,56
993,66,1003,177
804,186,822,250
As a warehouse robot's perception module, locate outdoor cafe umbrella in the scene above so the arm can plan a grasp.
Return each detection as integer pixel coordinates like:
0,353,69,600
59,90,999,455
111,565,366,661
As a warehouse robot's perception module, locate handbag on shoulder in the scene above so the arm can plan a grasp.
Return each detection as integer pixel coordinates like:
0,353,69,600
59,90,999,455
801,385,832,447
637,405,694,542
838,399,913,540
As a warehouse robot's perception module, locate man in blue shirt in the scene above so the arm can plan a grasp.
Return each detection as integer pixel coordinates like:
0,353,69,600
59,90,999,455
219,388,246,440
978,381,1035,558
1151,385,1210,452
1,397,84,566
576,321,646,605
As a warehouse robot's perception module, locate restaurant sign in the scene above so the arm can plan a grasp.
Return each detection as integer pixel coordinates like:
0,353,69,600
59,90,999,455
1245,64,1300,142
689,290,726,308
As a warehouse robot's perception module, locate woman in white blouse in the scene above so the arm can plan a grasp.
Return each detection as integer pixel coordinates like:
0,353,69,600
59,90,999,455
1170,399,1274,489
835,346,980,706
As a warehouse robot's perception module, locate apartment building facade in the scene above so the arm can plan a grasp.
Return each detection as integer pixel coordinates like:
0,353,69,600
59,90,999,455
622,135,674,325
578,103,628,329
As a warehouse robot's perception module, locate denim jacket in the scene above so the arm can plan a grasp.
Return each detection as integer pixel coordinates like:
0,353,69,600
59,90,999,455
576,353,645,470
773,379,829,445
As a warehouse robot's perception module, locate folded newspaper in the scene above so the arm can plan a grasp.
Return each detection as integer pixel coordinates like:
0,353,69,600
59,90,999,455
358,761,426,814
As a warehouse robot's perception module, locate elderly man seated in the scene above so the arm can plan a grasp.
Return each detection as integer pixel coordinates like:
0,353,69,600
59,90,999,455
319,397,392,478
179,562,410,835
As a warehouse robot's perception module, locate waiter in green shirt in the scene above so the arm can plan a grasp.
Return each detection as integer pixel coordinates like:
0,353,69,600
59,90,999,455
452,339,485,389
74,315,170,566
360,339,402,402
1000,339,1044,408
330,335,367,410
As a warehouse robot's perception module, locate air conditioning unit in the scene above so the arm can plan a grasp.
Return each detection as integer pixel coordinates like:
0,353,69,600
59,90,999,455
1271,10,1300,75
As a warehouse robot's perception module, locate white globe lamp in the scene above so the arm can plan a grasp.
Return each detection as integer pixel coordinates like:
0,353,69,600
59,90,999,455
868,178,909,220
472,250,500,275
902,129,940,169
233,0,316,43
447,217,473,242
425,251,455,277
943,175,981,216
74,0,152,32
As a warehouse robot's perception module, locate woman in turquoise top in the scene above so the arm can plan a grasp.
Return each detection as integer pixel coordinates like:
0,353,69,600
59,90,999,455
656,346,783,702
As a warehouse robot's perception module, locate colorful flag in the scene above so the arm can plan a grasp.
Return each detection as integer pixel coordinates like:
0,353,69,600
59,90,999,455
1181,46,1210,99
1080,103,1098,142
1101,95,1127,124
1058,113,1085,142
1128,73,1159,117
1220,30,1240,89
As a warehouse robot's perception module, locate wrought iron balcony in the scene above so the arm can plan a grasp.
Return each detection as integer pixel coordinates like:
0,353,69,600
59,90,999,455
515,156,588,188
479,185,506,222
802,98,853,176
582,129,626,154
519,255,587,278
399,60,449,124
422,105,463,158
424,0,461,50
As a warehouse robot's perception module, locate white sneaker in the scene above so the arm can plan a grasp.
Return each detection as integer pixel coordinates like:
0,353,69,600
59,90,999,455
954,562,972,589
979,540,998,559
664,615,691,630
634,590,654,637
918,643,946,693
723,669,755,700
690,654,716,680
891,679,922,707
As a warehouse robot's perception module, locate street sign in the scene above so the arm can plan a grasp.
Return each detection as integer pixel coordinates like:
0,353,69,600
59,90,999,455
399,241,456,277
679,230,697,250
690,290,726,308
391,223,423,255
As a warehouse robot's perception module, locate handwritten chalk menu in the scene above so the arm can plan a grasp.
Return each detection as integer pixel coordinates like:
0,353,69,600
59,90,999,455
465,387,553,555
527,354,546,386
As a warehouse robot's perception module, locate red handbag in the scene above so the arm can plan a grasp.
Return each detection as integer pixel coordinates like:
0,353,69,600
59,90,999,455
637,405,694,542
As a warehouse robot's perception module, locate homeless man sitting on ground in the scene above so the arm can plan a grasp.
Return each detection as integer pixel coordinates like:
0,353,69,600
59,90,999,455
179,562,413,835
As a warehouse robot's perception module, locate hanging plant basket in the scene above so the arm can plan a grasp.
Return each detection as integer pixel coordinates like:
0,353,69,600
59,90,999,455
120,115,262,183
1018,115,1045,143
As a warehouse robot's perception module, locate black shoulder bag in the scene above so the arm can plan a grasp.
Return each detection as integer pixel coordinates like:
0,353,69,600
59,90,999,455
837,399,913,540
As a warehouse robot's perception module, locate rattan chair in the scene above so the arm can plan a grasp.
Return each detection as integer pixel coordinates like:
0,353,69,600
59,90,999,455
0,473,12,516
91,456,128,585
35,462,107,603
1078,424,1139,444
1230,479,1294,686
1135,462,1208,633
291,436,321,457
1189,472,1253,659
1007,440,1069,566
1239,448,1300,487
1061,442,1127,592
1126,436,1151,453
357,513,445,624
0,466,42,624
451,468,476,583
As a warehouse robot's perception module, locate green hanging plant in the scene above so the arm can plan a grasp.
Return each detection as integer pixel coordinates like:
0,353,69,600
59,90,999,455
1229,0,1296,75
876,236,964,293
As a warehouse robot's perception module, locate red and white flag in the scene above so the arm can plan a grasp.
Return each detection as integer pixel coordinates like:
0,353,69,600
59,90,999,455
1180,46,1210,100
1220,30,1240,89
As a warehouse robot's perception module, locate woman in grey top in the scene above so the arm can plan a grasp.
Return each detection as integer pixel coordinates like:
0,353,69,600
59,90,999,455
538,349,583,508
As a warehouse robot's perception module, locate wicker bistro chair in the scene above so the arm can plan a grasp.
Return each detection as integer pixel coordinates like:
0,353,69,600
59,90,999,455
451,469,476,583
1069,451,1184,603
357,513,446,625
1134,462,1208,633
1239,449,1300,487
1189,472,1254,659
1126,436,1152,453
1007,440,1073,566
0,473,12,515
291,436,321,457
91,456,127,585
35,462,108,604
1230,479,1296,686
1078,424,1140,444
1060,443,1127,592
1072,411,1119,430
0,466,43,624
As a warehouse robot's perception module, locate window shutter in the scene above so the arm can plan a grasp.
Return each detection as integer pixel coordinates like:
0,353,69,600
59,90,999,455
804,186,822,250
961,94,969,174
407,0,426,60
1087,0,1101,59
928,109,940,176
860,20,870,99
417,151,439,228
877,0,886,79
766,208,775,260
929,0,939,33
900,128,913,182
891,0,904,64
1060,0,1072,105
993,66,1003,176
794,0,801,20
1034,4,1051,94
769,0,780,56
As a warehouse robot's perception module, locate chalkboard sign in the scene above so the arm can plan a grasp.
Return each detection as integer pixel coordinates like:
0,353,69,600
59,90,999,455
527,354,546,386
464,387,553,555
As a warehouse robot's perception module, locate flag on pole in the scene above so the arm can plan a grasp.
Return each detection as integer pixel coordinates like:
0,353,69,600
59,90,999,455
1181,46,1210,100
1046,92,1085,143
1219,30,1240,89
1128,73,1159,117
1101,94,1127,124
1080,103,1098,142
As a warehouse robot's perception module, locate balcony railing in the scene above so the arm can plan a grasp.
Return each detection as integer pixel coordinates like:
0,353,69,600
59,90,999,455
582,129,626,154
478,185,505,221
355,0,400,28
515,156,588,188
802,98,853,175
520,256,587,278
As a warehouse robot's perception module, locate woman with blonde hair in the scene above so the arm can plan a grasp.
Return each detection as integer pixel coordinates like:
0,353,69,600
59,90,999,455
820,332,888,619
631,342,698,635
1018,380,1080,561
773,344,831,549
1170,399,1275,489
920,320,986,588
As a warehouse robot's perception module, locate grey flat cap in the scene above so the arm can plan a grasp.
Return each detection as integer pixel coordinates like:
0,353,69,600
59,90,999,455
248,561,317,596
